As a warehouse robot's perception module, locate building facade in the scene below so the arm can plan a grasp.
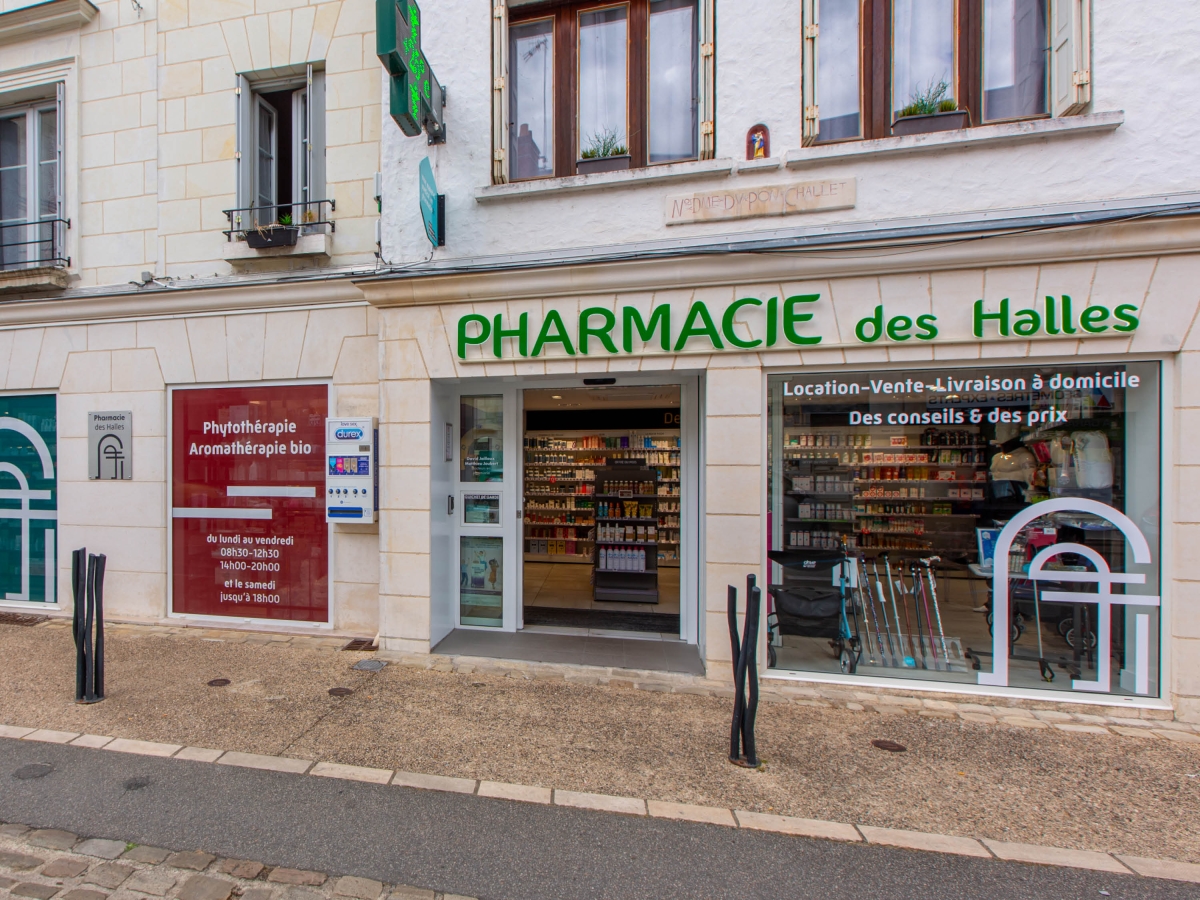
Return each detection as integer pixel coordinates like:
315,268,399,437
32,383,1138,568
1,0,1198,720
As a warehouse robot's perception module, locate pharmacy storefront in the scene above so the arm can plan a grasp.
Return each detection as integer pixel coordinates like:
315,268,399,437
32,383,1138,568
363,248,1191,714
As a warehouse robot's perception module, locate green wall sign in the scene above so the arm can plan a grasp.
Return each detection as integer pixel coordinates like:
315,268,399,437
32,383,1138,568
376,0,445,140
0,395,57,604
457,295,1141,359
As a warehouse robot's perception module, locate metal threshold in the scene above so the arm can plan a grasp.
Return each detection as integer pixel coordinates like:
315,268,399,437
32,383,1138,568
432,629,705,676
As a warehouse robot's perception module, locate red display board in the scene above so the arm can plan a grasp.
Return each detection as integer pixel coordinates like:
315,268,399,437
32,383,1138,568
171,385,328,622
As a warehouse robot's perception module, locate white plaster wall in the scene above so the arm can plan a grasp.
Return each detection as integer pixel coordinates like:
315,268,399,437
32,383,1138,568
380,0,1200,263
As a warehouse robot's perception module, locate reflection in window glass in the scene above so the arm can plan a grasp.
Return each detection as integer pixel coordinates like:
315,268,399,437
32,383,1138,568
578,6,628,158
816,0,861,142
766,362,1161,697
510,18,555,180
892,0,955,119
461,395,504,482
648,0,697,162
984,0,1048,121
0,115,28,268
460,536,503,627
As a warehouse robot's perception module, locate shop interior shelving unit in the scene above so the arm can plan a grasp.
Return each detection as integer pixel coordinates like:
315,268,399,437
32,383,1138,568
522,430,681,567
593,462,659,603
780,425,987,559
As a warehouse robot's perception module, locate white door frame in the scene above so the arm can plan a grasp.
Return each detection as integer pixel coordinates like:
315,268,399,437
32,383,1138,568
451,387,520,632
514,373,701,645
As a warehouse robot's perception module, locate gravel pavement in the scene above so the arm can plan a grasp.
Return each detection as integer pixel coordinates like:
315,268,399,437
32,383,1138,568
1,622,1197,865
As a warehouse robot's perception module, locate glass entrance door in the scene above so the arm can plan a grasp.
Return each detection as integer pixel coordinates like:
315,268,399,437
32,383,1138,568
454,390,519,630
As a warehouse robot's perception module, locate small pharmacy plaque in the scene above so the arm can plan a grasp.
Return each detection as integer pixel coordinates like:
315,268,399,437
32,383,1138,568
88,411,132,480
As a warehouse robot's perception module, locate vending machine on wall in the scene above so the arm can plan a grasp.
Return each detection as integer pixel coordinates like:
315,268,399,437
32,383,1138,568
325,418,378,522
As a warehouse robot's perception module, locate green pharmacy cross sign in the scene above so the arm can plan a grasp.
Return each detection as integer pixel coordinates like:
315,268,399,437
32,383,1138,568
377,0,445,142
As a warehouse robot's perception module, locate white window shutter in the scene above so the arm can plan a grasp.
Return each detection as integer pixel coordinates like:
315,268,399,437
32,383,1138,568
235,74,253,223
699,0,715,159
1051,0,1091,116
492,1,509,184
55,81,65,265
309,70,326,209
802,0,819,146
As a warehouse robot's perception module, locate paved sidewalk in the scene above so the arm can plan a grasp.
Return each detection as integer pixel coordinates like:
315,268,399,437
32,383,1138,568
1,620,1198,865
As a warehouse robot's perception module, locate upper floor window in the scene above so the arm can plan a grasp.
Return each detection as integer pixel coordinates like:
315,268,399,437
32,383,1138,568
802,0,1088,146
502,0,706,182
229,66,329,238
0,94,65,271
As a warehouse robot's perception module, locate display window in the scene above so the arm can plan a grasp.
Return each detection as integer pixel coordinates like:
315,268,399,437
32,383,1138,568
767,361,1161,696
0,395,57,605
171,384,329,622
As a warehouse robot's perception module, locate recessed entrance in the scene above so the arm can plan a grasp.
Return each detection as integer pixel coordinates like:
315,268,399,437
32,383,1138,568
522,385,682,637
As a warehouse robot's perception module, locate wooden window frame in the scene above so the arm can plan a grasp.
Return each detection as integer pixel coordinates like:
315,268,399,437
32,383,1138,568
822,0,1049,143
510,0,701,179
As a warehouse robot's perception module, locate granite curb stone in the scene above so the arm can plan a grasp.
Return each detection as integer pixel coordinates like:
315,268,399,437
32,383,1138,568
75,840,128,861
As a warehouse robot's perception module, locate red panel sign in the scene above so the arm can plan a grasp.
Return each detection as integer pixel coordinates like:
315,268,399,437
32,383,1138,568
172,385,328,622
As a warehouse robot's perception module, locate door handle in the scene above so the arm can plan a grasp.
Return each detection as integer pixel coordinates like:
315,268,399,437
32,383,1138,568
448,495,454,515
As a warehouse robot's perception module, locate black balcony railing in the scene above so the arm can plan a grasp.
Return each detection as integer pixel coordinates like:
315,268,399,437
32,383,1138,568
0,218,70,272
222,199,336,241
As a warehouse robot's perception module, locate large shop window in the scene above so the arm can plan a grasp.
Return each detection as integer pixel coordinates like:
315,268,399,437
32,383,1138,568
766,362,1161,698
801,0,1089,145
501,0,711,181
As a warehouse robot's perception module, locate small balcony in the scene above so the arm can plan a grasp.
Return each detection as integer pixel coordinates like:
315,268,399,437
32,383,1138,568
221,200,335,261
0,218,70,293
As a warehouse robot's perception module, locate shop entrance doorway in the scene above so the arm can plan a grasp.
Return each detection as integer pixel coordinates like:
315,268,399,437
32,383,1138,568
521,385,682,637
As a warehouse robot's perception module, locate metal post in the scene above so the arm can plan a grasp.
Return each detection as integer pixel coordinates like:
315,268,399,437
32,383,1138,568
740,580,761,767
72,548,86,701
727,584,744,762
92,553,106,699
73,548,106,704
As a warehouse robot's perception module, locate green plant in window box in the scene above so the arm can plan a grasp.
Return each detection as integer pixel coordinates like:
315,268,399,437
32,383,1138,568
580,128,628,159
893,78,971,136
577,127,631,175
243,210,300,250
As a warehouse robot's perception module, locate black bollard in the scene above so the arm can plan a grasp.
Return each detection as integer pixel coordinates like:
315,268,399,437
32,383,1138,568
71,549,87,700
727,584,744,762
740,579,761,766
728,574,762,768
93,553,106,699
72,548,107,704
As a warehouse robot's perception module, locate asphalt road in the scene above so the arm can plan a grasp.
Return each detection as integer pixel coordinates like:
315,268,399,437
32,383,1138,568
0,738,1190,900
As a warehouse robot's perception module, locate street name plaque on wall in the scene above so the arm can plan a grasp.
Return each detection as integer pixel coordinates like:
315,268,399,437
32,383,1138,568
665,178,856,225
87,411,132,480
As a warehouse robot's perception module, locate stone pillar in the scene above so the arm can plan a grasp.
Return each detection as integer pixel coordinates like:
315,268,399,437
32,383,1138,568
377,310,434,653
702,359,764,682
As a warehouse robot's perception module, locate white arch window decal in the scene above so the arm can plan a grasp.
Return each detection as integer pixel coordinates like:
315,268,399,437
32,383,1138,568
981,497,1158,693
0,417,56,604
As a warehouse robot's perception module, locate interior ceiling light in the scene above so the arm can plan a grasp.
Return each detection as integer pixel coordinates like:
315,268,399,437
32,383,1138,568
551,395,562,399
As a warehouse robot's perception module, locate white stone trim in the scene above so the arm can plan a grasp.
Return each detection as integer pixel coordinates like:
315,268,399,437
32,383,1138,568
784,111,1125,170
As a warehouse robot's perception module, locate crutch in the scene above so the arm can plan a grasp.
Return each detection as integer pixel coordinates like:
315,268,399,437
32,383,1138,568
900,562,928,669
871,558,899,667
883,554,916,668
859,558,885,666
855,559,879,664
913,560,941,671
1031,577,1054,682
921,557,950,666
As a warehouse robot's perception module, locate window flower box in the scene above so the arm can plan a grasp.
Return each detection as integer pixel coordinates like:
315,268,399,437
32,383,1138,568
891,110,971,137
576,154,632,176
244,225,299,249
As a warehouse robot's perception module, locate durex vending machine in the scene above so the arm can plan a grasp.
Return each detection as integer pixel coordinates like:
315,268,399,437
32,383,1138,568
325,418,378,523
